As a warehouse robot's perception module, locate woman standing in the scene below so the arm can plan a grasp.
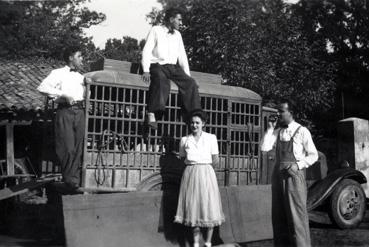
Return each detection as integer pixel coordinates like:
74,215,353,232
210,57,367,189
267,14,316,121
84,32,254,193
174,110,225,247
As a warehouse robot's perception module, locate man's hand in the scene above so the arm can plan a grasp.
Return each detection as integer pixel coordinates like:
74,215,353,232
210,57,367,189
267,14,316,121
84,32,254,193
142,72,151,84
290,163,299,172
287,163,299,176
267,119,277,129
85,77,92,84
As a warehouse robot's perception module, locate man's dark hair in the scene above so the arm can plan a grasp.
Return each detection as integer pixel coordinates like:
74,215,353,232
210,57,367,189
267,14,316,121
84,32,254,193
163,8,182,23
63,46,82,63
278,99,295,114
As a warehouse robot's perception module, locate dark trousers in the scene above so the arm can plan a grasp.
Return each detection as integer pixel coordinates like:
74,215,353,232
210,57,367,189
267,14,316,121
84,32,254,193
147,63,201,114
271,168,310,247
55,106,85,186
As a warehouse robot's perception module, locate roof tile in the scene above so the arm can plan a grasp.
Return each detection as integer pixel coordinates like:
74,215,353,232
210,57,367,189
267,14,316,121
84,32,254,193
0,57,64,116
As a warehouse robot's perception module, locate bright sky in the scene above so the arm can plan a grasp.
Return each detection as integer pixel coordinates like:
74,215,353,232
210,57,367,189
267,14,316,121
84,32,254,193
83,0,162,48
83,0,299,49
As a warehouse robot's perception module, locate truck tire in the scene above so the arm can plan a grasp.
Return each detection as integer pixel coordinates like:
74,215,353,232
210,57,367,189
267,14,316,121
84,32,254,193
136,172,181,192
329,179,366,229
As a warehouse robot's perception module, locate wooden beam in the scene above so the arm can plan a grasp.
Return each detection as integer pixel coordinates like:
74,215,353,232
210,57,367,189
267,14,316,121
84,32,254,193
0,174,36,180
0,177,56,201
0,120,32,126
6,124,14,176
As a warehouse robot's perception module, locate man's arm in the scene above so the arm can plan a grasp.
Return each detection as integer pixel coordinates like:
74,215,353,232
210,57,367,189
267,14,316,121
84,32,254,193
177,33,190,76
37,70,63,99
83,77,92,99
141,27,156,83
296,127,319,170
260,122,278,152
38,70,75,105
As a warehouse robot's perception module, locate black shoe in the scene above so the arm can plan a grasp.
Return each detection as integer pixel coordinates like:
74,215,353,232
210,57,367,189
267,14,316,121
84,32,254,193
65,182,80,190
145,119,158,130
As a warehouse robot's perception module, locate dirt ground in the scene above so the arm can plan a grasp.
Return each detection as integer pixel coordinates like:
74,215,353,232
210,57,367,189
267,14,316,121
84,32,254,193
241,205,369,247
0,198,369,247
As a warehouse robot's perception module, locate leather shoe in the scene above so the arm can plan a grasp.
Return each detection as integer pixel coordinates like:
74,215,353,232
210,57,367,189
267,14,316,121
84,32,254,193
146,120,158,130
65,182,80,190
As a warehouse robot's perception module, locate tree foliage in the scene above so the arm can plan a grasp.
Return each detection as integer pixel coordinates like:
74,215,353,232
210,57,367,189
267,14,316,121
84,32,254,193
147,0,337,129
295,0,369,120
103,36,145,63
0,0,105,64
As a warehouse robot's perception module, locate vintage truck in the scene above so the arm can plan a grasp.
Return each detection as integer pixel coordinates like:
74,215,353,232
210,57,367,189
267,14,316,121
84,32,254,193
0,59,367,243
305,118,368,229
81,59,368,229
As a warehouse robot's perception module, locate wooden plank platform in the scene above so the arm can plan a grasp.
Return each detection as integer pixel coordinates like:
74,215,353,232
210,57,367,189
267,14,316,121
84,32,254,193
0,177,57,201
0,174,36,180
50,182,136,195
62,185,273,247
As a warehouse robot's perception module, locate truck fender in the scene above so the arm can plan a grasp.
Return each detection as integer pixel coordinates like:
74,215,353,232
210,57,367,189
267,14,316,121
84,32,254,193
307,167,367,211
136,170,183,192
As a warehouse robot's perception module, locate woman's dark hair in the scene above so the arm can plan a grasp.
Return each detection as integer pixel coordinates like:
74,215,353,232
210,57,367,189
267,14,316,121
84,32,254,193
63,46,81,63
163,8,182,23
188,109,208,123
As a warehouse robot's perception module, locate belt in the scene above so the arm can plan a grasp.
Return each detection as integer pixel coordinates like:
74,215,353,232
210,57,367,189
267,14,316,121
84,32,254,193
153,63,177,67
279,161,296,170
186,163,211,166
58,100,85,109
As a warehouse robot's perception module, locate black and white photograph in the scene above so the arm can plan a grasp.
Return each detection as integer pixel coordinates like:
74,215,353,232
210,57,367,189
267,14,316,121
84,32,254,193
1,0,369,246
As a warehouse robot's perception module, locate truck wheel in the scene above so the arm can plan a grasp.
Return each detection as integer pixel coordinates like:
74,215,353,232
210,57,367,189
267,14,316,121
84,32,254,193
136,172,181,192
329,179,366,229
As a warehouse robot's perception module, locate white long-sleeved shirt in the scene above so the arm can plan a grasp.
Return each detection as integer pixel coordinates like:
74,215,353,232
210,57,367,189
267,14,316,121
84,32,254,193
37,66,85,101
260,121,318,170
141,25,190,76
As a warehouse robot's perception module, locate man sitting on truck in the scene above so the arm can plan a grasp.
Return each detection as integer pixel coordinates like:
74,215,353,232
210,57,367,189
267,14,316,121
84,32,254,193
260,100,318,247
141,8,201,129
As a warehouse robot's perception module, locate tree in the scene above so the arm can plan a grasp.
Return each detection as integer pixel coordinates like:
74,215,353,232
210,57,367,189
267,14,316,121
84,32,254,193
0,0,105,64
103,36,145,63
295,0,369,120
147,0,337,130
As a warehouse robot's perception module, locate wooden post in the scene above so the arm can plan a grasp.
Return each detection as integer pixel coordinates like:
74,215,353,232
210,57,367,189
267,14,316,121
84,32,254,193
6,124,15,175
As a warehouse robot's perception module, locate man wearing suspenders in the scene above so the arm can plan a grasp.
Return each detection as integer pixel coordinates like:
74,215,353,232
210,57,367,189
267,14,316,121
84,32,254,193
261,100,318,247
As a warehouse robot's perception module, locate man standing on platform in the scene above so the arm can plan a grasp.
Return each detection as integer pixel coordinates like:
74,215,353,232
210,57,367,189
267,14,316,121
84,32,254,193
38,46,89,190
141,8,201,129
260,100,318,247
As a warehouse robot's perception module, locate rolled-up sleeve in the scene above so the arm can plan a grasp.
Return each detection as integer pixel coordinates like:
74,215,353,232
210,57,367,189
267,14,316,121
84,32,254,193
177,33,190,76
37,70,63,99
260,128,278,152
296,127,318,170
141,27,156,73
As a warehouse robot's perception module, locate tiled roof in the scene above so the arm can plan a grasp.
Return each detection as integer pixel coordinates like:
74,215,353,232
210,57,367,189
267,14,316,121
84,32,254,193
0,57,64,119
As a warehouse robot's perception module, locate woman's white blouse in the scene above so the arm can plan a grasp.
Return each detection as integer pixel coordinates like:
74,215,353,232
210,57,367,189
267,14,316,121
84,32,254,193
179,132,219,164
